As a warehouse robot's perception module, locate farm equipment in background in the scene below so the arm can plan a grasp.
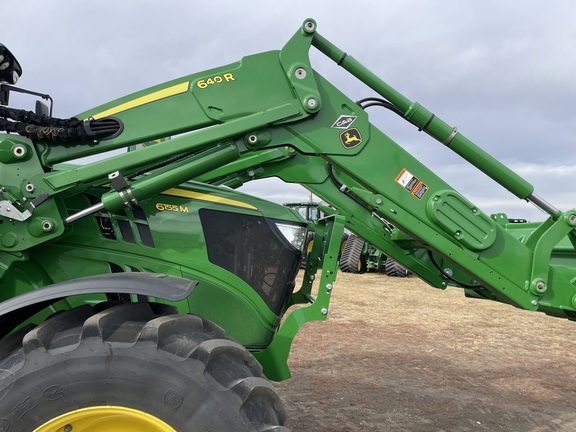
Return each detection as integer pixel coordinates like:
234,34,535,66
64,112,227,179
339,233,411,277
283,201,327,268
0,20,575,430
284,201,410,276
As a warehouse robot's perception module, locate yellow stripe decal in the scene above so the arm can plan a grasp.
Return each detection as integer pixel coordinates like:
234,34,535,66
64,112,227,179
162,188,258,210
91,82,190,119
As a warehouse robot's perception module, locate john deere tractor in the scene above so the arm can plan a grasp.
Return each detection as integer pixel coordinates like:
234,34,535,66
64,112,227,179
0,19,575,431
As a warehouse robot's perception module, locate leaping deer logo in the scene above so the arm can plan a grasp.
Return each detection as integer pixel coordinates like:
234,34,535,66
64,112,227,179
340,128,363,149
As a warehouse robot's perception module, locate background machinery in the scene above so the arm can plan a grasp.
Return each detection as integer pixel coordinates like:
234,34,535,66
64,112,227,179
0,19,574,430
283,201,410,276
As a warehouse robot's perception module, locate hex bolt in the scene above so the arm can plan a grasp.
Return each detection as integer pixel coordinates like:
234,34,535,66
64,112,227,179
13,145,26,158
42,221,53,232
25,183,35,193
295,67,307,79
309,275,315,282
321,308,328,315
535,281,546,292
569,214,576,226
454,231,461,237
531,300,539,307
64,425,73,432
247,134,258,144
306,98,318,109
375,198,383,205
326,283,333,292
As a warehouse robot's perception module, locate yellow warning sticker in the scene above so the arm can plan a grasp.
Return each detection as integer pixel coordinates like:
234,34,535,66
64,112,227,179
395,168,428,200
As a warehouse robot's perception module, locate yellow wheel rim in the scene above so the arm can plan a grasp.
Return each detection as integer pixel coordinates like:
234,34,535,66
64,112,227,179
33,406,176,432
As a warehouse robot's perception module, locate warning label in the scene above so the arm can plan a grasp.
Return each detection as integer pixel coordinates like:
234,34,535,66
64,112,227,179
395,168,428,200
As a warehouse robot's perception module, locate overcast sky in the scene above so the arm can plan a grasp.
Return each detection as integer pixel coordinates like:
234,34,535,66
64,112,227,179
6,0,576,221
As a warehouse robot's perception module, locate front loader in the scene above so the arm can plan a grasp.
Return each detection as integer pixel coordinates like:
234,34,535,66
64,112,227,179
0,19,575,430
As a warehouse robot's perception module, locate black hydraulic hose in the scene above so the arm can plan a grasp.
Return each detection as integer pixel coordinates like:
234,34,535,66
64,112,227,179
426,249,482,289
356,97,405,117
0,106,123,143
326,163,375,211
0,105,79,127
356,96,431,132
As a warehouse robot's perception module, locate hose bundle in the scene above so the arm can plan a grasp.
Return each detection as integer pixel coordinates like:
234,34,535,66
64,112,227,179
0,106,122,143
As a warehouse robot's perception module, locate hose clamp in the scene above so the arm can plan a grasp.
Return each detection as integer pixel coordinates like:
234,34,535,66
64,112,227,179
442,127,458,146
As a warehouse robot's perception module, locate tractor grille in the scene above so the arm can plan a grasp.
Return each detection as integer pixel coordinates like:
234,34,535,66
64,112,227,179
90,197,154,248
199,209,301,315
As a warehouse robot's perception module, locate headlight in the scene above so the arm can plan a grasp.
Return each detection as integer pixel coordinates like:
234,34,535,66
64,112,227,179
274,222,307,252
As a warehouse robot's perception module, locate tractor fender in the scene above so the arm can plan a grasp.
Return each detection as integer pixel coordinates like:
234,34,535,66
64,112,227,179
0,272,196,338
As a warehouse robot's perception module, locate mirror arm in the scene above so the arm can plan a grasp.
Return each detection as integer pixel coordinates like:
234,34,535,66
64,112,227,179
0,84,53,116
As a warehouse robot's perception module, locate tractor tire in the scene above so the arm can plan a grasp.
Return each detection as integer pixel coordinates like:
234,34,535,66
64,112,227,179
0,302,289,432
385,256,410,277
339,234,367,273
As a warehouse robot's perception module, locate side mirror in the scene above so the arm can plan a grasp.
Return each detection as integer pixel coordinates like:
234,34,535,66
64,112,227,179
0,44,22,85
35,100,50,116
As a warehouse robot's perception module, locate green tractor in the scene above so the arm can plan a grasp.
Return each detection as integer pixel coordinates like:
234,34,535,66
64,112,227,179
283,202,409,276
0,19,575,431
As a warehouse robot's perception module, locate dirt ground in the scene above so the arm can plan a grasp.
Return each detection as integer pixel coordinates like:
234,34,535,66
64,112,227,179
275,272,576,431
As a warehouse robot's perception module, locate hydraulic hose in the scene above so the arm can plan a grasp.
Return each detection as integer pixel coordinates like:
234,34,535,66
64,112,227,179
0,106,122,143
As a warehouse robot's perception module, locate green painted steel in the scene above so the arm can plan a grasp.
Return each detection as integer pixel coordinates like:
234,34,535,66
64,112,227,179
1,18,576,385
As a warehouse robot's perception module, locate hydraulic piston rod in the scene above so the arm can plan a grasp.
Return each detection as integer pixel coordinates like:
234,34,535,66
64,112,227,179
310,32,561,216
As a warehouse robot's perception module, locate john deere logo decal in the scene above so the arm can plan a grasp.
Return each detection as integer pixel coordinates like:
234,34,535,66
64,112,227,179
340,128,362,149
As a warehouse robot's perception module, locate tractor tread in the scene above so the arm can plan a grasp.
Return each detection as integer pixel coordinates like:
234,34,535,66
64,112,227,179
385,256,410,277
340,235,366,273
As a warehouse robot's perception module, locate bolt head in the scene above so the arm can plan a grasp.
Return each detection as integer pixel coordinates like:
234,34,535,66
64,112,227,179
306,98,318,109
295,67,307,79
13,145,26,157
303,20,316,33
321,308,328,315
326,284,333,291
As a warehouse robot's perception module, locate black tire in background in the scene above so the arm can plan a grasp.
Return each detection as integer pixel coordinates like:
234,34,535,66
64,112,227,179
0,302,289,431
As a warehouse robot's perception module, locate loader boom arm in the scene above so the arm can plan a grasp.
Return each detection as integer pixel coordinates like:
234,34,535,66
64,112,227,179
2,19,576,322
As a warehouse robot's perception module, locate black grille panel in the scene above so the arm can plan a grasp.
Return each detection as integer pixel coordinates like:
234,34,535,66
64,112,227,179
136,223,155,247
118,219,135,243
199,209,301,315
